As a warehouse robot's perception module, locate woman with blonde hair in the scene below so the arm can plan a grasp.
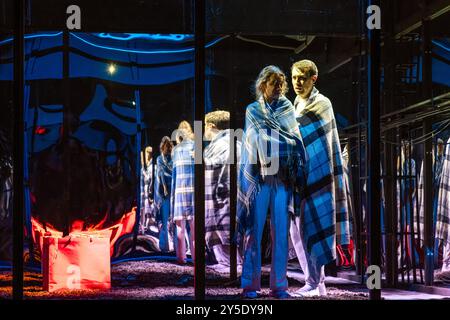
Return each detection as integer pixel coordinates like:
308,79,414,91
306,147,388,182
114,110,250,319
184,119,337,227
171,121,196,263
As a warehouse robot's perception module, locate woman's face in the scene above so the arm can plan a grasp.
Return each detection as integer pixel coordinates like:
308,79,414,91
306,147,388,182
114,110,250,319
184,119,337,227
161,142,171,156
146,148,152,163
263,73,285,102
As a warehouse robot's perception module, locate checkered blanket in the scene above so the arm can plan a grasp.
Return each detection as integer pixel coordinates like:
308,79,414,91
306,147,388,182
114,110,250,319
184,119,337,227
417,154,444,242
396,159,417,233
342,145,355,236
237,96,306,241
293,87,351,267
140,161,153,216
204,129,241,248
171,140,195,220
154,154,172,221
436,140,450,244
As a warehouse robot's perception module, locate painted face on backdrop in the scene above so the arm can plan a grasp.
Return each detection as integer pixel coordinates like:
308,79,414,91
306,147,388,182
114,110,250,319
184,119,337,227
263,73,285,102
291,67,317,99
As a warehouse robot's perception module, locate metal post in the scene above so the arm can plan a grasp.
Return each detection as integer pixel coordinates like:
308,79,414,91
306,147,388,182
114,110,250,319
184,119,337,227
382,0,397,288
229,35,237,282
408,134,417,283
392,132,399,287
351,55,363,278
367,0,382,300
133,90,142,252
13,0,25,301
421,0,433,286
24,85,34,263
194,0,206,300
62,31,70,236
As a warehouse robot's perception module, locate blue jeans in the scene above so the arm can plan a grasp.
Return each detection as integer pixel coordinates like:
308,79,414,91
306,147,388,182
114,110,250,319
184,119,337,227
433,194,439,266
159,198,170,252
241,176,291,292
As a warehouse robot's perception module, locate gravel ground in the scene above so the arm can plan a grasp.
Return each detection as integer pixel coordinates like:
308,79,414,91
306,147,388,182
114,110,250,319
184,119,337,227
0,260,368,300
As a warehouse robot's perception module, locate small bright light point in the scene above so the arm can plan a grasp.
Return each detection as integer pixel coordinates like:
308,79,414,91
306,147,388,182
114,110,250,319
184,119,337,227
108,64,117,75
132,101,136,106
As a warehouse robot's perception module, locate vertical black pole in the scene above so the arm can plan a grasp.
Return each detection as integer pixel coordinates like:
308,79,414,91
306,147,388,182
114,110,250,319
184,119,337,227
367,0,382,300
133,90,142,253
13,0,25,301
194,0,206,300
356,0,366,280
421,0,433,286
62,31,70,236
229,36,237,282
383,0,396,288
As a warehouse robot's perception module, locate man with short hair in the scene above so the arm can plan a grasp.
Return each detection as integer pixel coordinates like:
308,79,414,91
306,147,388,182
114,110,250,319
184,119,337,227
290,59,351,297
204,110,242,270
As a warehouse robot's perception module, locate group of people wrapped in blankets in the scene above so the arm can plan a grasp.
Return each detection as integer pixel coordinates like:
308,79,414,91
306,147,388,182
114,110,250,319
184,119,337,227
393,137,450,273
140,60,352,298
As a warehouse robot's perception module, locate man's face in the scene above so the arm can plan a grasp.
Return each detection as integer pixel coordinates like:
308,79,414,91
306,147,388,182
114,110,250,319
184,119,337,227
263,74,284,101
438,143,444,156
292,68,316,98
145,148,152,164
204,122,215,141
403,144,412,158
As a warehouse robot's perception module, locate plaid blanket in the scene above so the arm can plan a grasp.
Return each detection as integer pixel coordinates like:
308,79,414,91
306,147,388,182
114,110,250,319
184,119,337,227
396,159,417,233
436,140,450,244
417,154,445,242
237,96,306,240
171,140,195,220
342,145,355,236
0,175,12,221
154,154,172,221
140,161,153,216
204,129,241,248
293,87,350,267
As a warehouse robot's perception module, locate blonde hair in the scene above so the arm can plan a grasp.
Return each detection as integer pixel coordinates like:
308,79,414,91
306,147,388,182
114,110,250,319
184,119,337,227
291,59,318,78
176,120,194,142
205,110,230,130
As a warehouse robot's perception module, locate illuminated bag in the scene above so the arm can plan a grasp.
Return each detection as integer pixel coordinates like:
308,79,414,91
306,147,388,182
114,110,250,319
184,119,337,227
336,239,355,268
41,230,112,292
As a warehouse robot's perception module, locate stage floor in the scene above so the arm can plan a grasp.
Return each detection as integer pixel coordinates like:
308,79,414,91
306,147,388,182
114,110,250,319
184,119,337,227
0,258,370,300
1,258,449,300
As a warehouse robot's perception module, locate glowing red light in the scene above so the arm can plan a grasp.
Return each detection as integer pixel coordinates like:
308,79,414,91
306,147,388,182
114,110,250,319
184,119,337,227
31,207,136,257
35,126,48,135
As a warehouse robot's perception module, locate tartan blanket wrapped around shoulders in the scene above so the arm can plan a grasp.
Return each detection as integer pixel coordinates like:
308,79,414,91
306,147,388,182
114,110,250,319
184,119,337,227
417,153,444,243
294,87,351,267
237,96,306,244
204,129,241,249
436,140,450,244
171,140,195,220
154,154,172,222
